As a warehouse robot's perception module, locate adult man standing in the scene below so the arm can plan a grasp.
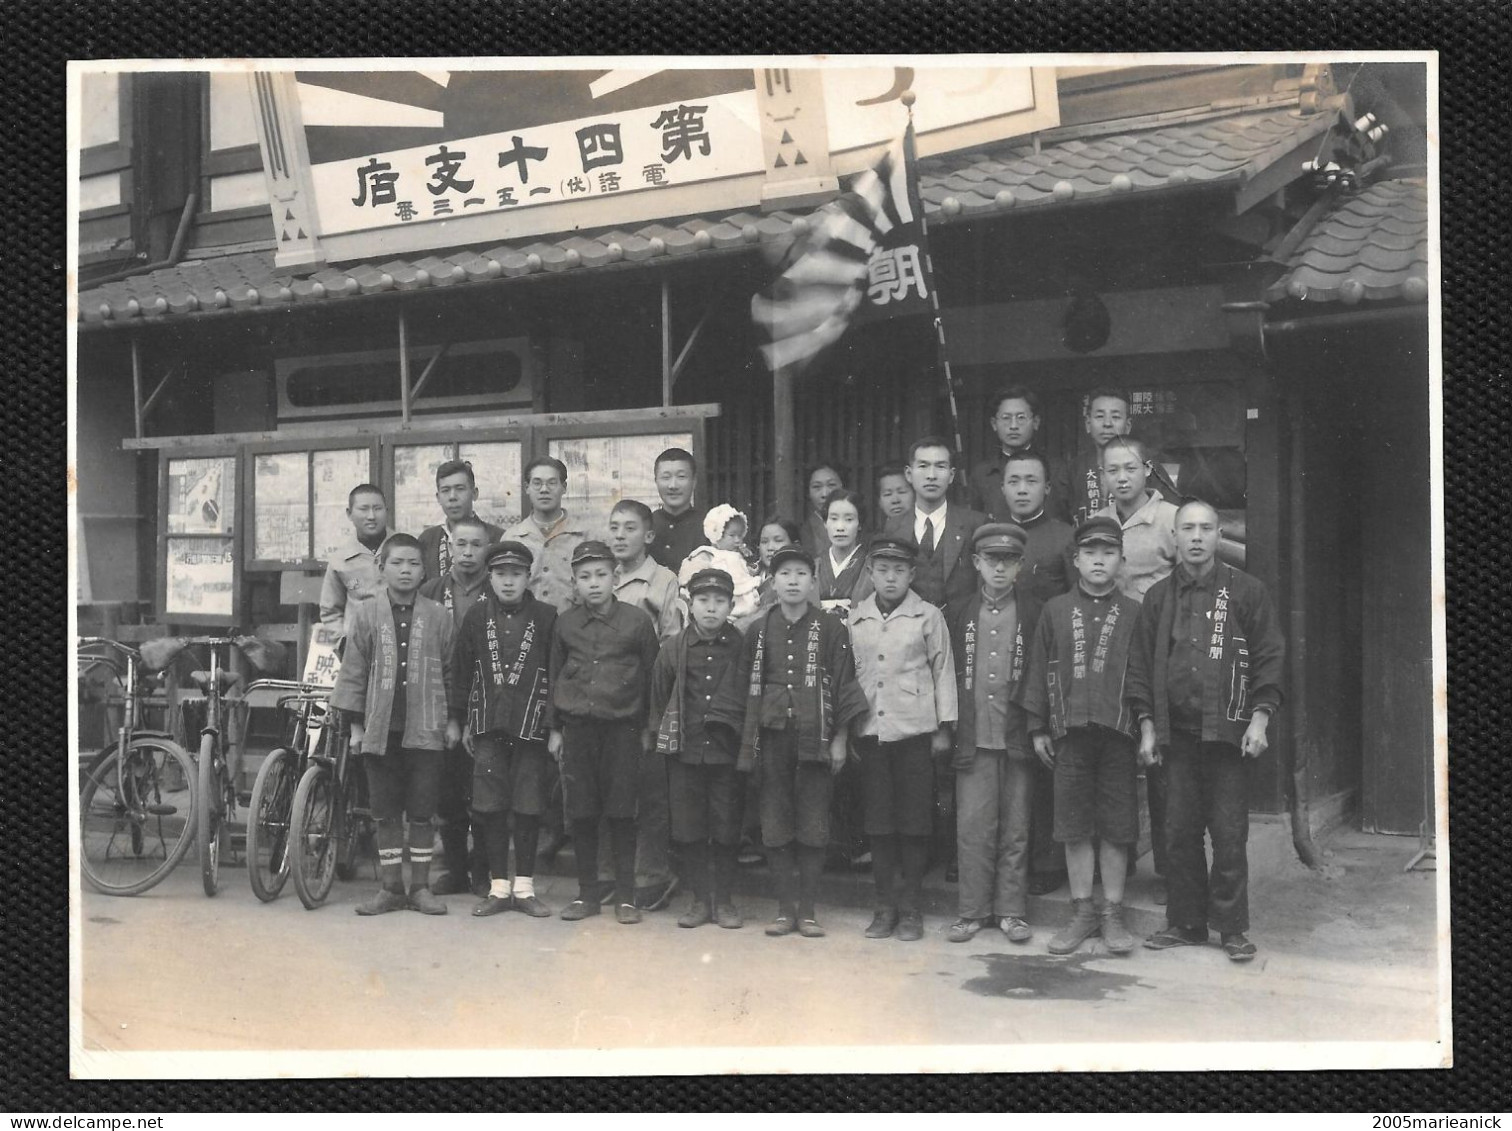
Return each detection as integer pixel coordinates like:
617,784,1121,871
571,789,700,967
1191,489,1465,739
968,388,1058,523
1064,388,1180,528
319,483,394,637
648,447,708,572
885,436,986,615
418,460,505,582
502,457,591,612
1127,500,1284,962
419,515,493,896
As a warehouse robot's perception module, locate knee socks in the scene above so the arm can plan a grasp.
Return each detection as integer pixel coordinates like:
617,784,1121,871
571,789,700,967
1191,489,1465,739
797,845,826,921
609,817,637,906
571,818,599,900
375,818,405,892
871,834,899,910
511,813,539,880
477,810,512,883
900,835,930,914
407,821,434,891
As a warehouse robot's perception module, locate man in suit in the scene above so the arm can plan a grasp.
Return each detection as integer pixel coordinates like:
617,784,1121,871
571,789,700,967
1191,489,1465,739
886,437,986,885
885,436,987,616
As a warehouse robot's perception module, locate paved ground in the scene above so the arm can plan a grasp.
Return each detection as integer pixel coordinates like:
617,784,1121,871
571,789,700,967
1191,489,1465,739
75,827,1445,1071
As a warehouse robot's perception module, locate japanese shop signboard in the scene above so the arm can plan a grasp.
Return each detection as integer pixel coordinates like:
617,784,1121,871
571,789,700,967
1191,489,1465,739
251,63,1058,266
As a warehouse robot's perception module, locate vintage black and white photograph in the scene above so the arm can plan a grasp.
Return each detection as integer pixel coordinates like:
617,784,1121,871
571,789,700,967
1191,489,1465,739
68,54,1446,1077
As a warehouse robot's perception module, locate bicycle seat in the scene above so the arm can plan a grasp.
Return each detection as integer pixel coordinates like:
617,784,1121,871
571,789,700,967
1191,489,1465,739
187,669,242,694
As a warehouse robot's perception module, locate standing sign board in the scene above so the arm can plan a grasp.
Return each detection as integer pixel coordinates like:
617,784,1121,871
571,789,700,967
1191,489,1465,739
250,63,1058,266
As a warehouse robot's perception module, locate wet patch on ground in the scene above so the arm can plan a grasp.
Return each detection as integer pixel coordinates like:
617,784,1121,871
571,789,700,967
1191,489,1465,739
962,952,1154,1001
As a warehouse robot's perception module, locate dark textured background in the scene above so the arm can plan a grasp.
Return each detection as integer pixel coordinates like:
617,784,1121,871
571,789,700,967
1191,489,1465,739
12,0,1506,1110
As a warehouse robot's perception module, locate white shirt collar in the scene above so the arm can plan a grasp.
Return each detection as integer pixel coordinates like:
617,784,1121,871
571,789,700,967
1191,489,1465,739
914,501,948,544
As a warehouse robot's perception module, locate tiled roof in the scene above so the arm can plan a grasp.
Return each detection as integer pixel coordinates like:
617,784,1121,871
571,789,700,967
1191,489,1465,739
79,106,1335,326
1266,179,1429,305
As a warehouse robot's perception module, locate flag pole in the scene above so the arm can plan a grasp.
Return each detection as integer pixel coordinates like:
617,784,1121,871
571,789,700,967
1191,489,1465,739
902,90,964,457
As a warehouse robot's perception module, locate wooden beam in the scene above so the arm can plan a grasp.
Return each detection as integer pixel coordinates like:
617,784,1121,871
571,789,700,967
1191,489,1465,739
139,364,178,424
660,279,672,407
408,339,452,404
398,308,411,425
131,337,144,440
670,303,714,387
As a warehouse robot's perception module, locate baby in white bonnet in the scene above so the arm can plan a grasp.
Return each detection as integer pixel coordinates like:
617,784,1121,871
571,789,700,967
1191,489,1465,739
678,503,761,620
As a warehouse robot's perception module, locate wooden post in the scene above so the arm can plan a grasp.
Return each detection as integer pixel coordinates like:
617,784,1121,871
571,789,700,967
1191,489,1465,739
296,600,312,681
131,337,144,440
773,365,798,521
398,308,412,425
660,279,673,407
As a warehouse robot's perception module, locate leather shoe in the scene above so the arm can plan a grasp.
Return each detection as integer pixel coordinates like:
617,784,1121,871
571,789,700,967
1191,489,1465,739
765,915,797,937
797,918,826,938
678,899,713,929
471,894,513,918
1001,916,1033,944
864,908,899,939
431,872,472,896
407,886,448,915
894,910,924,942
616,902,643,925
714,903,744,930
513,894,552,918
355,887,408,916
946,917,983,943
559,899,601,921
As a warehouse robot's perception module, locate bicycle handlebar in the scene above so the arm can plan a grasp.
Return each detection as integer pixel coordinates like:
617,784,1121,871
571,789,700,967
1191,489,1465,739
78,636,140,659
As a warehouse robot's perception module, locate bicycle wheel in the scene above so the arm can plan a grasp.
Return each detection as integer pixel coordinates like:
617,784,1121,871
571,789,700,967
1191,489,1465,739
334,761,370,882
196,733,227,897
78,737,197,897
246,746,296,902
289,763,338,909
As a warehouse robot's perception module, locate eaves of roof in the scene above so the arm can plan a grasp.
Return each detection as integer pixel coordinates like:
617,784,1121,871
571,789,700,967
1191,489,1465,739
1265,178,1429,306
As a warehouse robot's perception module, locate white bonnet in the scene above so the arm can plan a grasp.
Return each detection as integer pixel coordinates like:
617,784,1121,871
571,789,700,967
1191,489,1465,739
704,503,747,543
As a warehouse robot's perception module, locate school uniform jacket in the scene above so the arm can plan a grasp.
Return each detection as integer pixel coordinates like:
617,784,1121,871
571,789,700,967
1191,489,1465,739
1021,585,1142,740
331,589,455,754
1125,561,1285,749
318,532,392,637
849,590,958,742
884,504,987,614
448,590,556,743
650,623,748,764
946,583,1044,760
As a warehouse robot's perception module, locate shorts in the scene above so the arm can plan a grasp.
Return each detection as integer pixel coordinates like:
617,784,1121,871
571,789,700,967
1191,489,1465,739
668,759,741,845
1052,725,1138,845
757,727,834,849
857,733,935,837
470,732,548,816
365,746,444,824
559,716,641,822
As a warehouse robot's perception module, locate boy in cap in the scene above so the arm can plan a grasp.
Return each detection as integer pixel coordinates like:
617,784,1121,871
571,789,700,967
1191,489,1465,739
848,536,958,942
651,568,749,928
332,533,460,916
545,540,662,924
449,541,557,918
1022,515,1144,955
737,545,868,938
1127,500,1285,962
944,523,1045,944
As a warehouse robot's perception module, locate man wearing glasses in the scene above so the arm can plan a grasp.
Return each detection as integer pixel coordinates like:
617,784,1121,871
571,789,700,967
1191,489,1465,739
501,457,591,612
968,388,1062,524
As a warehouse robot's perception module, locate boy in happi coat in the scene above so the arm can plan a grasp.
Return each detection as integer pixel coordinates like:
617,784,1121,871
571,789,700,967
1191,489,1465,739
944,523,1045,945
1127,500,1285,962
1021,515,1144,955
737,546,868,938
848,536,958,943
449,541,557,919
545,541,662,925
332,533,459,916
650,568,749,929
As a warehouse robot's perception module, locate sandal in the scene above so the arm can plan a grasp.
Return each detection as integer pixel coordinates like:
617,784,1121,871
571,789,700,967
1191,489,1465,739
1222,933,1257,962
1143,925,1209,950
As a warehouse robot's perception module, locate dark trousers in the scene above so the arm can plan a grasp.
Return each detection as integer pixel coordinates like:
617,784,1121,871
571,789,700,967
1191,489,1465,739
1164,733,1250,935
438,746,482,879
1146,762,1169,876
1029,761,1065,879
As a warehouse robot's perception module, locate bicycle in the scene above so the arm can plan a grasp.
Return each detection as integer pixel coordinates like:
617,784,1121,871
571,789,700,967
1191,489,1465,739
287,705,375,909
244,682,331,903
76,637,198,897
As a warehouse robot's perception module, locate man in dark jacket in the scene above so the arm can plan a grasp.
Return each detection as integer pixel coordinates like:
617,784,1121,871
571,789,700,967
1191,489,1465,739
884,436,986,615
1126,500,1285,963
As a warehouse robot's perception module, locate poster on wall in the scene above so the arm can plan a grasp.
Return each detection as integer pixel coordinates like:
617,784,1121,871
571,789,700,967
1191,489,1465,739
253,451,310,562
165,537,236,618
166,456,236,536
549,432,692,535
390,443,453,536
457,440,523,529
312,448,372,561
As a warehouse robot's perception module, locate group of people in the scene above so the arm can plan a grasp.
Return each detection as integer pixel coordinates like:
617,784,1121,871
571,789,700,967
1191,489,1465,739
319,382,1284,963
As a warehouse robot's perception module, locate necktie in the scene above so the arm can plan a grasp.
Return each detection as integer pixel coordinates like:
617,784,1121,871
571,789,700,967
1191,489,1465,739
921,517,936,558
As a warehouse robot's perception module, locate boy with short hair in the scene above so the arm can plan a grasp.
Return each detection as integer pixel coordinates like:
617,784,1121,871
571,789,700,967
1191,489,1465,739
545,541,662,925
944,524,1044,944
320,483,393,636
649,448,708,572
421,514,494,896
419,460,505,582
737,546,868,938
1096,437,1181,600
1022,516,1144,955
332,533,460,916
608,496,684,910
651,568,749,929
848,537,958,942
449,541,557,919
